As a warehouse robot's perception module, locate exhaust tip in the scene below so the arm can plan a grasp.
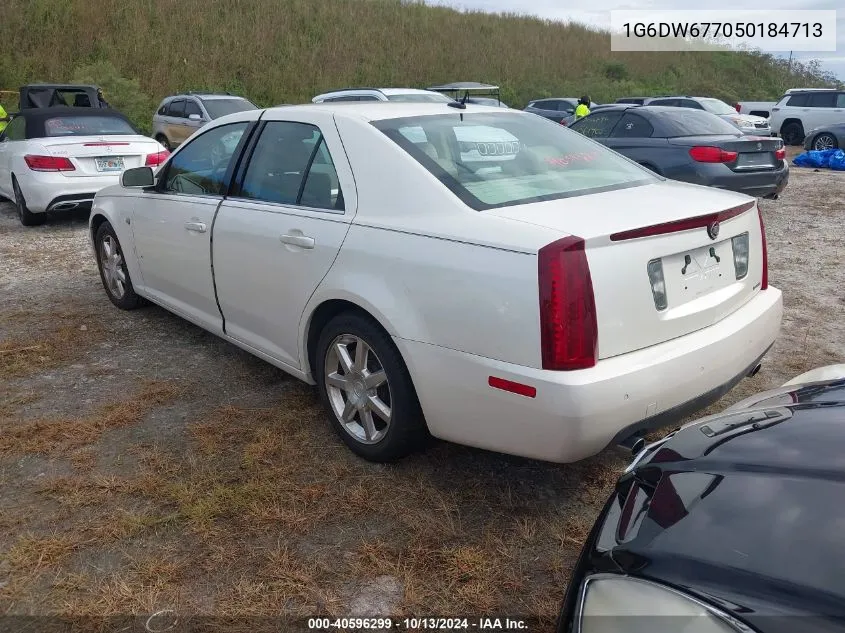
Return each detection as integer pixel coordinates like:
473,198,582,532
50,202,79,211
617,434,646,456
748,363,762,378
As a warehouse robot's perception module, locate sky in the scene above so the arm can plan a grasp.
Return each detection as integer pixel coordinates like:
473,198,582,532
426,0,844,79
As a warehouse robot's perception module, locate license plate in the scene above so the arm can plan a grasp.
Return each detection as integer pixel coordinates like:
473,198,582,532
95,156,125,172
662,243,729,303
737,152,774,168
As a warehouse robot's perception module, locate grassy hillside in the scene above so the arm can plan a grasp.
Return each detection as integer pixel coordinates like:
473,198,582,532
0,0,839,133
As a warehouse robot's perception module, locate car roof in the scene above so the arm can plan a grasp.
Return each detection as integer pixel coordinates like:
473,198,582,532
13,106,136,138
261,101,519,122
315,88,440,96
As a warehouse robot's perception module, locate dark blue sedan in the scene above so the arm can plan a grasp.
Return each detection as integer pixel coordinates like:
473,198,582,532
569,105,789,199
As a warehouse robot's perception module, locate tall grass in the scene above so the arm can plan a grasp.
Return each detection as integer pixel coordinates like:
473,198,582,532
0,0,838,128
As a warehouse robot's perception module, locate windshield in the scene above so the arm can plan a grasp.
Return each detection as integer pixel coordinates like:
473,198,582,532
386,93,454,103
44,116,136,137
373,112,656,210
657,110,743,137
201,98,257,119
699,99,737,115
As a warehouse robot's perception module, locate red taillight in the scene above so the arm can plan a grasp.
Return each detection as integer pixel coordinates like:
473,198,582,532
24,155,75,172
145,150,170,166
610,201,755,241
775,147,786,160
538,236,597,371
689,146,738,163
757,205,768,290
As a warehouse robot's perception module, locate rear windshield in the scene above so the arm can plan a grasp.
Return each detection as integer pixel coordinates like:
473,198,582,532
44,116,136,137
201,98,257,119
385,93,454,103
655,110,742,137
373,112,656,210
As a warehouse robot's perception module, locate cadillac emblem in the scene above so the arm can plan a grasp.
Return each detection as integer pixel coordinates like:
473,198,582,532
707,221,720,240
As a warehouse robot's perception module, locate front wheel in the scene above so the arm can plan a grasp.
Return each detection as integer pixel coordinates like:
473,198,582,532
94,221,144,310
812,133,838,151
315,313,427,462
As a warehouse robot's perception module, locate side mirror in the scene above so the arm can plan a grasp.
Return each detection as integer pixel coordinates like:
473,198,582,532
121,166,155,188
188,113,202,121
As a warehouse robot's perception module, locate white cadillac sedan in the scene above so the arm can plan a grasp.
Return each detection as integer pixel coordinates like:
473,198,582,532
0,106,168,226
88,102,783,463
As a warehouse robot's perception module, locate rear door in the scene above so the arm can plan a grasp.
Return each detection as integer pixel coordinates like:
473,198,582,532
130,120,254,332
165,99,187,145
213,111,356,368
806,91,844,128
182,99,206,139
0,115,26,196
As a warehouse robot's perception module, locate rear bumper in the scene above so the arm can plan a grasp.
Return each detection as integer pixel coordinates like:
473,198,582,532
16,171,122,213
693,163,789,198
394,287,783,463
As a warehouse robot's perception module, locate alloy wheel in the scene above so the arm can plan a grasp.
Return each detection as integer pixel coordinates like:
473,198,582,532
100,235,127,299
324,334,392,444
813,134,837,151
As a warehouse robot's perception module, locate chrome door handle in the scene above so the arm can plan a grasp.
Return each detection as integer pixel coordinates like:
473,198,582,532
280,234,315,249
184,221,207,233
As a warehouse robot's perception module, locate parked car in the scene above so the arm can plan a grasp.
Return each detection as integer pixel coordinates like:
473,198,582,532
569,105,788,199
769,88,845,145
312,87,453,103
89,102,781,464
525,98,598,124
18,84,108,110
556,363,845,633
734,100,777,118
615,97,652,105
0,106,167,226
802,122,845,150
152,92,257,151
645,96,772,136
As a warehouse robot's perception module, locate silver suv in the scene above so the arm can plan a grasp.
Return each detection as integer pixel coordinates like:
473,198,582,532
152,92,257,150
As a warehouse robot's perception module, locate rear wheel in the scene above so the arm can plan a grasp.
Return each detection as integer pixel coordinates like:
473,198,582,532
812,133,838,151
781,122,805,146
12,177,43,227
315,312,427,462
94,221,144,310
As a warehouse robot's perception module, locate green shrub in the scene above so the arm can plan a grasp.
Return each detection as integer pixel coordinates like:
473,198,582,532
70,61,156,135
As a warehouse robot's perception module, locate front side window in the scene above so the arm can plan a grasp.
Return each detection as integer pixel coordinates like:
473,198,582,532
374,112,656,211
162,122,248,195
569,111,623,138
184,100,203,118
786,94,809,107
43,116,136,137
238,121,343,210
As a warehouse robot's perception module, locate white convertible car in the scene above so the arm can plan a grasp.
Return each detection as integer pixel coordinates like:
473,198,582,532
88,102,783,463
0,106,168,225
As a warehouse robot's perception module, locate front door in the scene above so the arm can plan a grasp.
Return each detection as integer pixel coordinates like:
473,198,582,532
213,112,357,369
131,120,252,333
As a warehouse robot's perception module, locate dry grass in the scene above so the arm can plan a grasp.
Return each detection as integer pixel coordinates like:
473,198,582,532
0,380,181,456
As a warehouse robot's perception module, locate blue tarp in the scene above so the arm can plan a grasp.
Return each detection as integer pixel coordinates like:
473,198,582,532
792,148,842,169
829,150,845,171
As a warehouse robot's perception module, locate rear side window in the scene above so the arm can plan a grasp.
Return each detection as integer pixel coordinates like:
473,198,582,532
648,99,677,107
4,116,26,141
679,99,704,110
808,92,836,108
612,113,654,138
838,93,845,108
238,121,343,210
374,112,656,211
786,94,809,107
656,110,742,136
569,111,623,138
43,116,136,137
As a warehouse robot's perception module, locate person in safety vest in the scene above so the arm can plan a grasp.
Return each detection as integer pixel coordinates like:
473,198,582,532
574,95,591,120
0,103,9,134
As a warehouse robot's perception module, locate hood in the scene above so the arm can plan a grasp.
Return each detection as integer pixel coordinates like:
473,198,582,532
609,391,845,617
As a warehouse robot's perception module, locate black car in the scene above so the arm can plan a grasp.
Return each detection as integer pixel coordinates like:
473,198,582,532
569,105,788,199
525,98,599,123
557,364,845,633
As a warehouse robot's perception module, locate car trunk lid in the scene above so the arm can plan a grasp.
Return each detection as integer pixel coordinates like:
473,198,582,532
35,135,162,177
488,181,766,360
670,134,785,172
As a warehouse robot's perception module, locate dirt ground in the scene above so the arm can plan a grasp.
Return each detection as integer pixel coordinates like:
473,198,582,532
1,163,843,631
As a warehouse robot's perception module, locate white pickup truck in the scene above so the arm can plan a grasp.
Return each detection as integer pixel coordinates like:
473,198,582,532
735,88,833,119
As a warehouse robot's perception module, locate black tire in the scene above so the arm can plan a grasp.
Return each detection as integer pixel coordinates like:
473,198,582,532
12,177,44,227
315,312,428,462
812,133,839,151
155,135,172,151
781,122,805,146
94,221,144,310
